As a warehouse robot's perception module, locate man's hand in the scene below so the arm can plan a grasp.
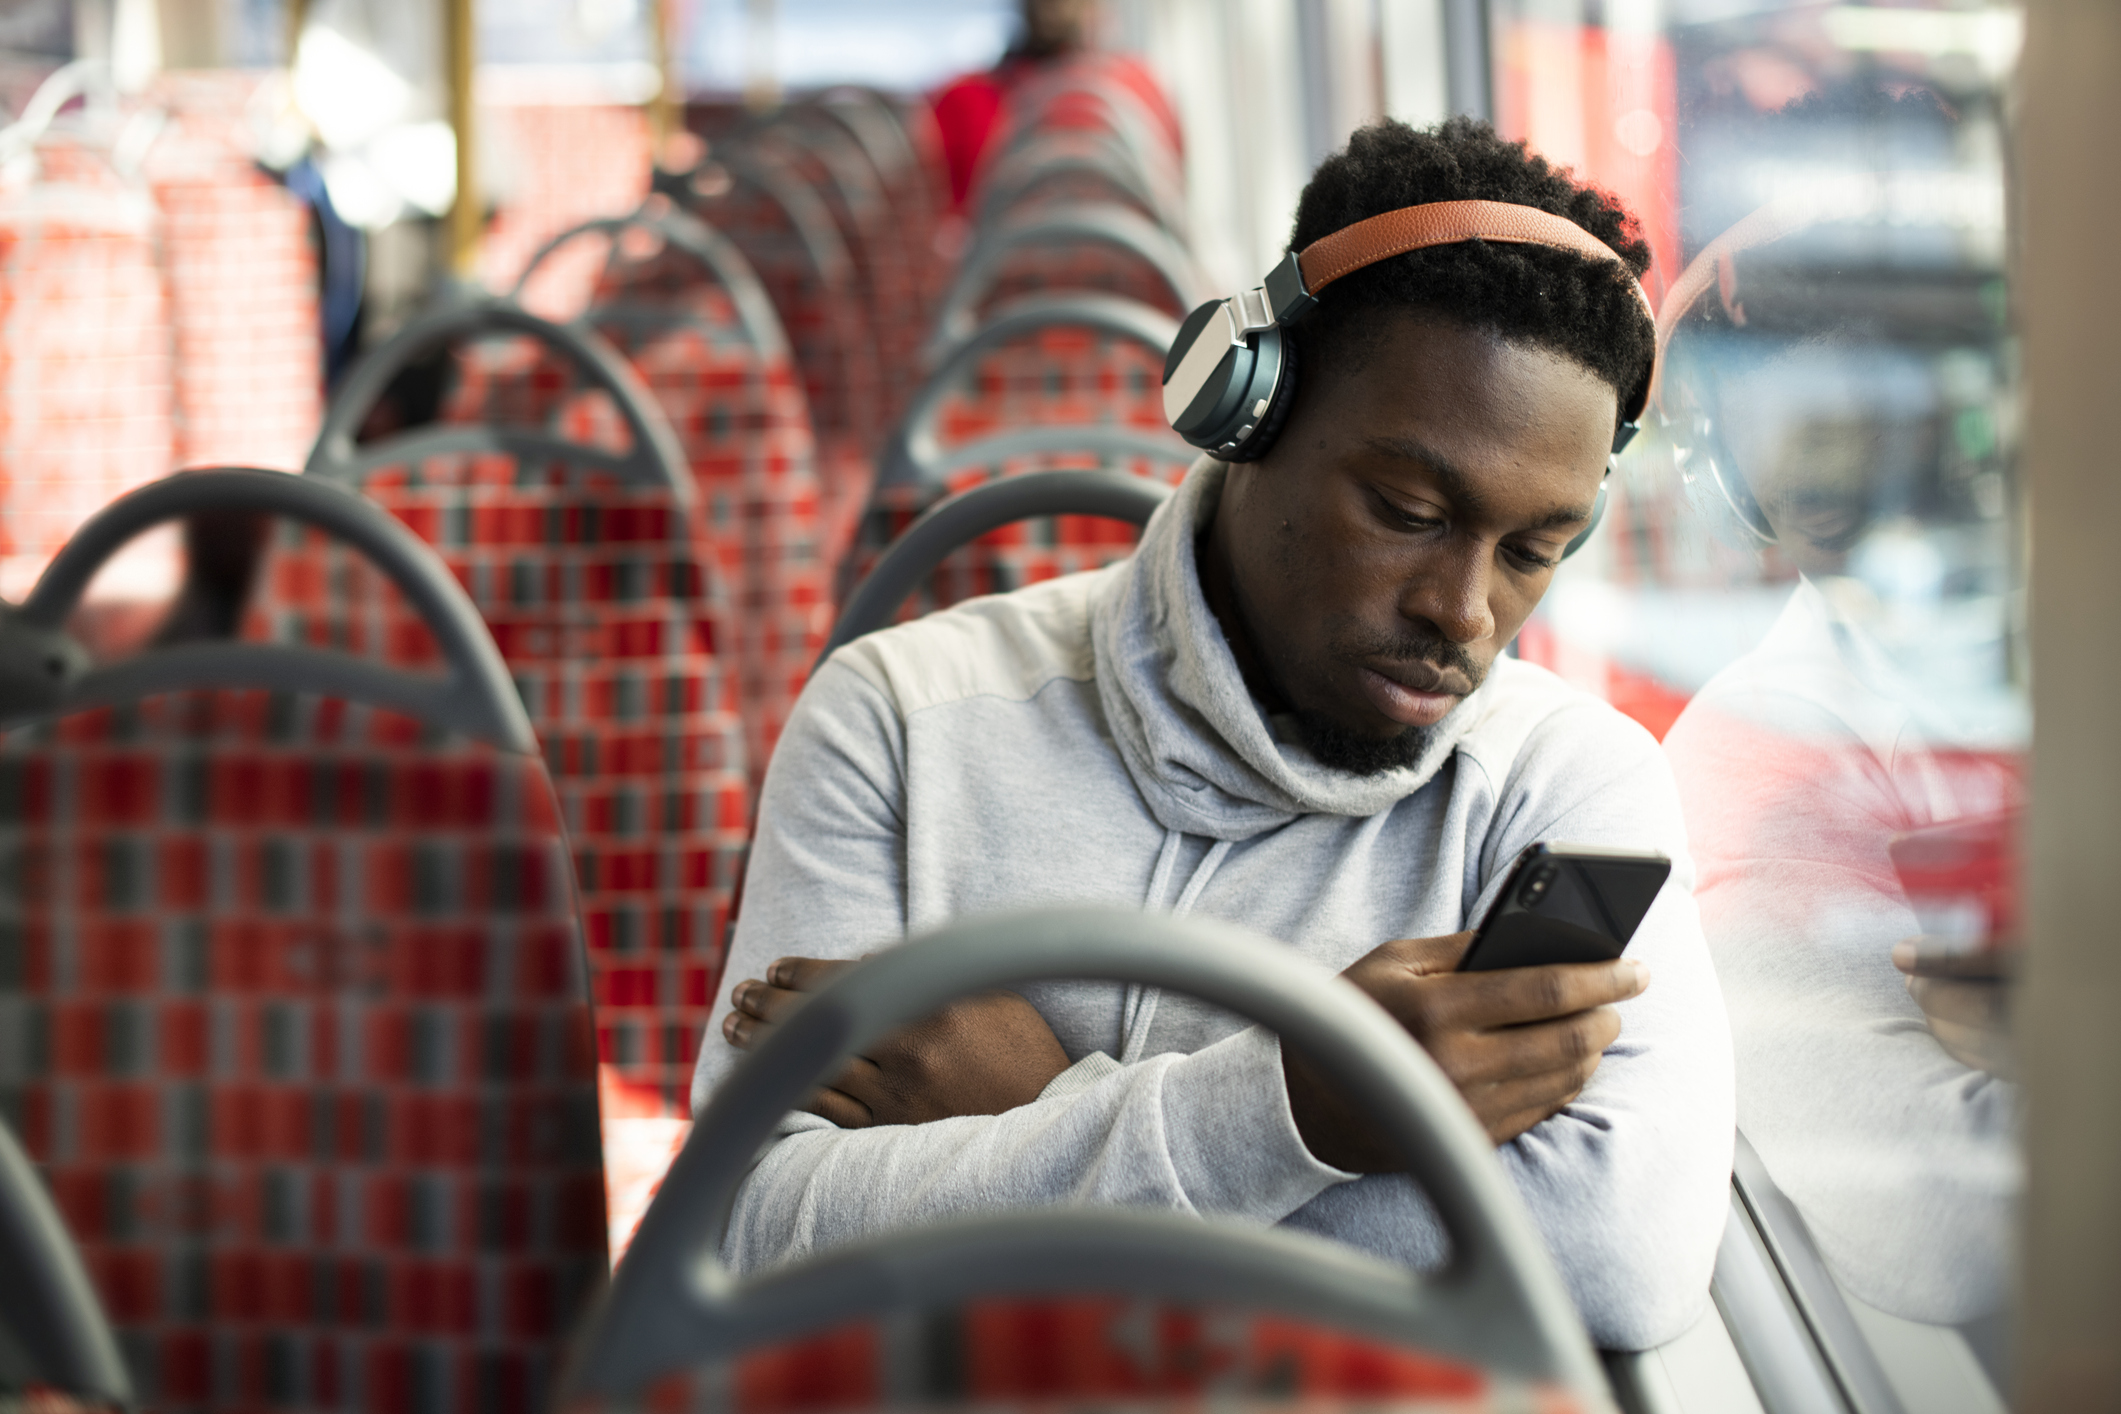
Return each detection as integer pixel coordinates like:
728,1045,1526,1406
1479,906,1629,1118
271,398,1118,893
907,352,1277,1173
723,957,1073,1128
1284,932,1649,1169
1893,939,2016,1081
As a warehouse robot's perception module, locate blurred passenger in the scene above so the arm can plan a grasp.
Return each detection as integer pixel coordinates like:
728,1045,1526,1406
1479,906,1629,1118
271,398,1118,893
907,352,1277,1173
1659,88,2021,1326
929,0,1180,211
697,118,1734,1350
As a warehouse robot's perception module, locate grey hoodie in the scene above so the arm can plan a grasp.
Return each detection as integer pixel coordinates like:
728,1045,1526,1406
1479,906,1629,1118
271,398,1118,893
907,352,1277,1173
693,458,1735,1350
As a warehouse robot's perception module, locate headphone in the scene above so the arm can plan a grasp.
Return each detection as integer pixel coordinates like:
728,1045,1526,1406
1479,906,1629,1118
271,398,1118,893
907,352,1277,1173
1160,199,1658,558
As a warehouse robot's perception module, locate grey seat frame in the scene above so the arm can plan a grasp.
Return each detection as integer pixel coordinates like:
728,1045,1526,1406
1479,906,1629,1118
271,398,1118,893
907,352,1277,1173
557,907,1612,1408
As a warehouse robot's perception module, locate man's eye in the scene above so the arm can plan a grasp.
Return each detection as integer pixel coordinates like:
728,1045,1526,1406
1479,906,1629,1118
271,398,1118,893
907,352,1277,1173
1505,543,1560,572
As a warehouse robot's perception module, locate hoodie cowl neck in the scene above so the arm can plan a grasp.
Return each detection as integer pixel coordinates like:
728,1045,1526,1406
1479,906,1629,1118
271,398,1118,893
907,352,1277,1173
1091,458,1498,842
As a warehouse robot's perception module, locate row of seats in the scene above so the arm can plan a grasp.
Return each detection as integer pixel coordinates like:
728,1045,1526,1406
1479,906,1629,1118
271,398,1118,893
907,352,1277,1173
0,60,1235,1412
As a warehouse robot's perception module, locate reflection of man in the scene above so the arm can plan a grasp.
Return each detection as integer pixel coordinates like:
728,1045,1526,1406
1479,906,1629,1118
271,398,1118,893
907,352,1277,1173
694,119,1734,1350
1660,182,2020,1321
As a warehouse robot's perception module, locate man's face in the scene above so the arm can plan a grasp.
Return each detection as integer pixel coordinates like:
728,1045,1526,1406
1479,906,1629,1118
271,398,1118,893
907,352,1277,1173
1200,312,1617,773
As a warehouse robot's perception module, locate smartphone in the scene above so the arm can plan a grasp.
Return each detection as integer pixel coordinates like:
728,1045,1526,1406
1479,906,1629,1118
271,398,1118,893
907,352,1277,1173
1458,842,1672,972
1887,810,2022,956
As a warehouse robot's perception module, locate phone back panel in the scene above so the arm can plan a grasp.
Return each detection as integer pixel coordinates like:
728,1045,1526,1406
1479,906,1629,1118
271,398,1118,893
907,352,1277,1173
1462,851,1671,972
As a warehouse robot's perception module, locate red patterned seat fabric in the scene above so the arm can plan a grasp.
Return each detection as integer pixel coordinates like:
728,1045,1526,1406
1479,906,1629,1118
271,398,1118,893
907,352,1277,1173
246,450,752,1124
973,238,1192,323
843,321,1186,624
436,255,830,781
682,161,882,568
559,1296,1584,1414
0,690,607,1413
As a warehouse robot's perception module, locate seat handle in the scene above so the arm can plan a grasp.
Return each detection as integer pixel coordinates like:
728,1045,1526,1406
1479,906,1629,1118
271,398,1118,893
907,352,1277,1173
309,296,691,496
583,907,1604,1400
12,467,537,753
821,467,1172,665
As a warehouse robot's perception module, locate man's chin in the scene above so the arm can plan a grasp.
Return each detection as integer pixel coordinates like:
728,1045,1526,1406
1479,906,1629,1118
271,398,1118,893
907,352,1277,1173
1292,711,1437,776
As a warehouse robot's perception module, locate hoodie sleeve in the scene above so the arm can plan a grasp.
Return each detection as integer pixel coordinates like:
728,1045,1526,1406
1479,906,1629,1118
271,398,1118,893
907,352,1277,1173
693,657,1355,1271
1457,701,1734,1351
1661,691,2016,1324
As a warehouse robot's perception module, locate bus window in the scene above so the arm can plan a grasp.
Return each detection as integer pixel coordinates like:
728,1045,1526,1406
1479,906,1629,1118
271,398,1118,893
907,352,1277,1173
1495,0,2023,1399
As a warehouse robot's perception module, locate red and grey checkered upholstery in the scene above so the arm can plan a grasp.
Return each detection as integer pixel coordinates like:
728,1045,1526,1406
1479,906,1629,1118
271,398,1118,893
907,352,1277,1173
252,308,752,1126
562,1295,1583,1414
932,204,1204,352
848,295,1188,621
674,154,882,568
0,687,609,1413
849,441,1193,626
500,211,834,777
758,120,927,426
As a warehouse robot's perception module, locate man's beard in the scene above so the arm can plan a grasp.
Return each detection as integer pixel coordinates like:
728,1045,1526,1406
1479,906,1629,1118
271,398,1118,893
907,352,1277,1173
1282,622,1488,777
1291,711,1437,775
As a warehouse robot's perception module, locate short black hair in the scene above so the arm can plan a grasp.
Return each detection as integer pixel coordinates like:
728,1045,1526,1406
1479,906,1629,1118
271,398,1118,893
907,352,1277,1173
1288,116,1655,431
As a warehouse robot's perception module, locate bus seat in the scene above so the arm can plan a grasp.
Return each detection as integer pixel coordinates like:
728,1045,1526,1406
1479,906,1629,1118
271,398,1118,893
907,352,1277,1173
974,131,1190,239
665,148,886,549
261,302,752,1143
0,468,606,1411
932,202,1206,350
513,208,835,772
0,1112,131,1410
823,467,1171,665
901,293,1182,471
555,908,1613,1414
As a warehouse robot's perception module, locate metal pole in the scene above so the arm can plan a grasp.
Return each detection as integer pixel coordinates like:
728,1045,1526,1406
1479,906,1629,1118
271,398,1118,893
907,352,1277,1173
445,0,479,279
648,0,679,146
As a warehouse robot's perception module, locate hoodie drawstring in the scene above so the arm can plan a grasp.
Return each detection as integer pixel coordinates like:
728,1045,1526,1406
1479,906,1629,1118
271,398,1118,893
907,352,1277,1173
1120,830,1232,1064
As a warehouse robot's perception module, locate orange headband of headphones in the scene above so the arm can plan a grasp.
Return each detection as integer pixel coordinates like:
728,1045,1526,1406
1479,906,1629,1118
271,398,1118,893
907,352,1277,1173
1295,199,1657,324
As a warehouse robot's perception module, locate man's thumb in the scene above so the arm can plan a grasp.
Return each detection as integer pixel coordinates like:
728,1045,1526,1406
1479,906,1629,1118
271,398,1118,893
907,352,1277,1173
1377,931,1476,976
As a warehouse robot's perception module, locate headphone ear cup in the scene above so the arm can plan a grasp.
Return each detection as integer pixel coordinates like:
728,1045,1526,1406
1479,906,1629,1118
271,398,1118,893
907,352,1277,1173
1560,474,1609,560
1220,330,1300,463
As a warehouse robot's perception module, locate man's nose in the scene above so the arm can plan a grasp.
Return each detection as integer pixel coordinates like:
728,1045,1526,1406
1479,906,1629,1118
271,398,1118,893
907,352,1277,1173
1400,539,1496,646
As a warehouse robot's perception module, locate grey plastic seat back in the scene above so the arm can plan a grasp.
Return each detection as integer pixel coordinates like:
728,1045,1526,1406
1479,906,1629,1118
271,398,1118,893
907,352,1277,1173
0,1114,130,1408
516,207,794,363
559,908,1611,1407
888,292,1184,486
0,467,536,752
309,297,692,498
931,202,1205,352
823,466,1173,663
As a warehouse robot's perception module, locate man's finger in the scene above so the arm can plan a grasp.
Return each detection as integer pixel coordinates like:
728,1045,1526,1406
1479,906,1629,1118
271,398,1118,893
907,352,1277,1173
1412,957,1649,1033
731,979,811,1026
1464,1066,1600,1143
769,956,858,992
1437,1006,1623,1086
722,1007,767,1050
801,1086,874,1129
1368,932,1477,975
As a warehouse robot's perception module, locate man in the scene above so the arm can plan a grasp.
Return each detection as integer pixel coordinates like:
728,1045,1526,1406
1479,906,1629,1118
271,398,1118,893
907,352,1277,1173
929,0,1180,210
696,118,1734,1351
1659,87,2019,1332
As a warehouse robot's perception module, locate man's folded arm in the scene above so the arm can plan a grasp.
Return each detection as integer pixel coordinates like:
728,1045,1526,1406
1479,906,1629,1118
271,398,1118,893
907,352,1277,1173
696,659,1352,1273
720,1025,1354,1273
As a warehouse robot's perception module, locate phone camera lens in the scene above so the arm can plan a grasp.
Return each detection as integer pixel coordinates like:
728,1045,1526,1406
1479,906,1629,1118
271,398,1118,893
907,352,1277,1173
1520,867,1554,906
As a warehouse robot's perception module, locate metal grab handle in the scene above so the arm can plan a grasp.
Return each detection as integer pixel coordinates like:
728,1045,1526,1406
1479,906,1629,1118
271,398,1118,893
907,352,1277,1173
0,1115,131,1408
308,296,691,497
515,207,792,364
565,908,1605,1402
820,467,1173,665
16,468,537,753
893,291,1182,483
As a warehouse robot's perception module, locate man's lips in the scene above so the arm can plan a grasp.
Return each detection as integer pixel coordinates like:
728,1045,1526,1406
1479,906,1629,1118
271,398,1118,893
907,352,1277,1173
1356,660,1467,728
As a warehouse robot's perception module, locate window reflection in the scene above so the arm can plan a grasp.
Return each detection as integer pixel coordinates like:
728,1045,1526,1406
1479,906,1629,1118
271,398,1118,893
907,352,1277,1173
1494,0,2025,1374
